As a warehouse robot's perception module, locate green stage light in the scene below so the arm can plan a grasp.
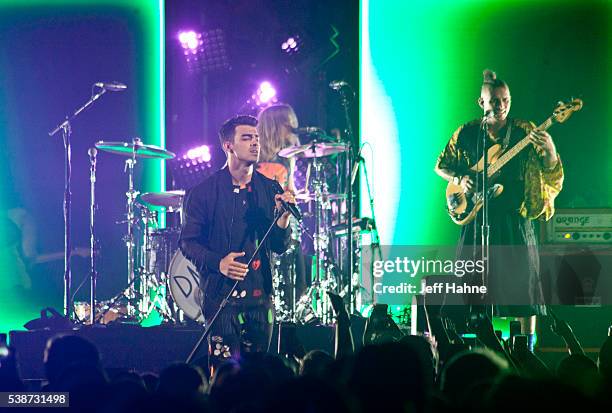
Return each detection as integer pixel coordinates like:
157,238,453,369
361,0,611,245
0,0,165,335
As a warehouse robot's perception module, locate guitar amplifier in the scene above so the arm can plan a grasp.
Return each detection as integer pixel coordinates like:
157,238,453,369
541,208,612,244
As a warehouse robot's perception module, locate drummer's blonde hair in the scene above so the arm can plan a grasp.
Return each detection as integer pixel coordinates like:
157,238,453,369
257,104,300,162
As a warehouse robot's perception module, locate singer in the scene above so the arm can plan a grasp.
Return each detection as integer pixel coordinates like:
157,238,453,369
179,115,294,374
434,70,564,346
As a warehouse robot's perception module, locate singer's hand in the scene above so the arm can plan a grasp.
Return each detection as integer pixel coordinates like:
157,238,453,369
219,252,248,281
275,190,296,229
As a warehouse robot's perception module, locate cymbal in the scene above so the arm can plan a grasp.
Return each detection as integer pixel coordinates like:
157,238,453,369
139,190,185,209
294,191,348,203
278,142,347,159
95,140,175,159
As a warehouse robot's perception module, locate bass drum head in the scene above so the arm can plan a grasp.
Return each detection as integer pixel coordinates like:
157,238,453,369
168,249,205,324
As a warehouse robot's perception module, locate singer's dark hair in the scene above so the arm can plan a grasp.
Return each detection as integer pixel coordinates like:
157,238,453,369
219,115,258,149
481,69,508,91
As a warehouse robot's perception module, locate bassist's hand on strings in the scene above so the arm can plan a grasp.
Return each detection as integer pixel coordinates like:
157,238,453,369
529,129,558,169
459,175,474,193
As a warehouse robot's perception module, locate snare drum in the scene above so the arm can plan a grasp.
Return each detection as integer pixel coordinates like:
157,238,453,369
168,249,205,324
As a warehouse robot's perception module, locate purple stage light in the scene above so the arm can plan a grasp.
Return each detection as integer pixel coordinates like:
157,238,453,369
178,29,229,74
186,145,211,163
178,30,200,51
256,81,277,105
281,35,300,54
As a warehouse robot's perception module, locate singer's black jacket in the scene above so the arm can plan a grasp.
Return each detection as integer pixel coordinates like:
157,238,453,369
179,167,290,313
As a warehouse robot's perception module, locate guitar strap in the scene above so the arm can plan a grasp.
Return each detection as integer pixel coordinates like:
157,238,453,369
501,120,512,151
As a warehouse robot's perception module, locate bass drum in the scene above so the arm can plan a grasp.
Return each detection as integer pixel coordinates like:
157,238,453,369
168,249,205,324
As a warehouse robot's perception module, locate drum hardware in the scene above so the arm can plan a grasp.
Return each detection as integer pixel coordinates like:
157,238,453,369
140,190,185,211
94,140,176,159
95,272,145,324
294,192,348,203
95,138,176,320
73,300,126,325
139,190,186,228
333,80,357,314
278,141,347,159
138,270,176,324
280,140,348,324
272,216,312,323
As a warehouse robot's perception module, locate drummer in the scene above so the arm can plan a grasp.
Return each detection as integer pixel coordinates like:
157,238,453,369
256,104,301,193
256,104,306,298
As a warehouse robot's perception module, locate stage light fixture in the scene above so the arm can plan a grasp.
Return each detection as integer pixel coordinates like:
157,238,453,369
185,145,212,163
281,35,300,54
177,28,229,73
178,30,200,51
169,144,214,189
255,81,277,106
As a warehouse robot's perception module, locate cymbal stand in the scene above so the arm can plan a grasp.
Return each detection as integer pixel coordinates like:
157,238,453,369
309,146,336,324
124,138,141,317
139,208,175,323
337,85,356,314
139,207,156,318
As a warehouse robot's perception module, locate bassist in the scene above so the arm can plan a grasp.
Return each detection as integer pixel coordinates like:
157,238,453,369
434,70,564,346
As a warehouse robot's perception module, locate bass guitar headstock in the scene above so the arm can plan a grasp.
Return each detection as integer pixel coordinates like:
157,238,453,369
553,98,583,123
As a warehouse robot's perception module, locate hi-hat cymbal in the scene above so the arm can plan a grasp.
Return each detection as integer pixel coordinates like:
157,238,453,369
294,191,348,203
95,140,175,159
278,142,347,159
139,190,185,209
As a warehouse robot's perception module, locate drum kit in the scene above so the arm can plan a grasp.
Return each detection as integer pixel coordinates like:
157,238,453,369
74,138,200,325
273,140,374,325
75,136,374,327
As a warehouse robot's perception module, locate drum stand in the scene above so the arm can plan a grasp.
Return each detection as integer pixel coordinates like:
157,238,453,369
140,211,176,323
124,138,141,317
296,148,339,324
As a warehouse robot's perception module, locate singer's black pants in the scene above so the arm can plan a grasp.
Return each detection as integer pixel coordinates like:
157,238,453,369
207,302,274,373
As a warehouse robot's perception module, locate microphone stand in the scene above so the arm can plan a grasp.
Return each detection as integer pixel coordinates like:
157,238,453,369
186,208,286,364
351,153,382,308
357,156,382,258
337,85,356,314
89,148,98,324
480,117,492,320
48,86,108,318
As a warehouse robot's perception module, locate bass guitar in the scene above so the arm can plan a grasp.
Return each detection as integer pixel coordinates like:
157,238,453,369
446,98,583,225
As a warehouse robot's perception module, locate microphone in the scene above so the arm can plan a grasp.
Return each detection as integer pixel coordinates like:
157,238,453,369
277,193,302,221
329,80,349,90
88,147,97,181
483,110,494,120
291,126,323,135
94,81,127,92
88,147,97,161
350,145,365,186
